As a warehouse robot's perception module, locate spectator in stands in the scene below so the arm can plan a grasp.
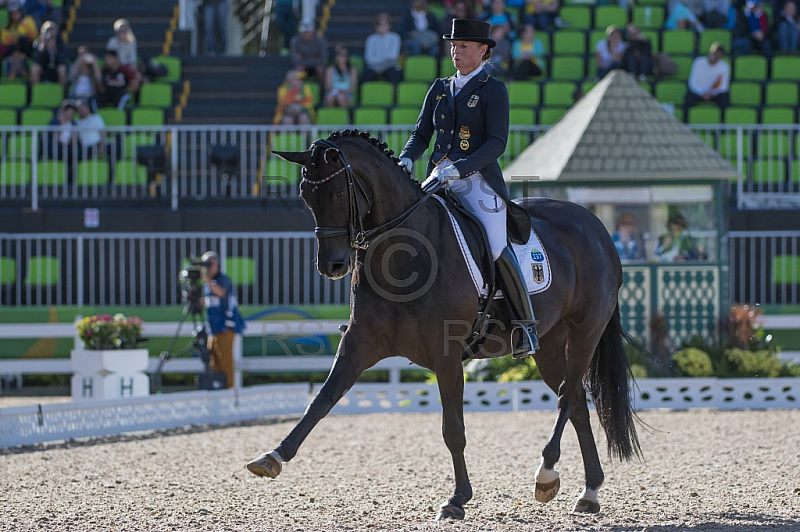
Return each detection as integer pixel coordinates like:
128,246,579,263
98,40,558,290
106,18,141,81
684,42,729,110
30,20,66,87
399,0,441,56
43,98,77,162
441,0,476,56
0,1,38,79
274,0,298,54
595,26,626,79
363,12,402,83
511,23,543,79
703,0,731,28
665,0,706,31
479,0,518,38
612,212,646,261
75,98,107,160
69,46,102,107
200,0,228,55
776,0,800,52
290,20,327,86
653,212,700,262
200,250,246,389
98,49,139,110
24,0,60,28
522,0,560,31
486,24,511,76
324,44,358,108
733,0,773,58
623,24,652,81
273,69,316,125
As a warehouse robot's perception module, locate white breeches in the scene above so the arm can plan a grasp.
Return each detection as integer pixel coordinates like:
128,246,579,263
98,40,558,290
443,167,508,261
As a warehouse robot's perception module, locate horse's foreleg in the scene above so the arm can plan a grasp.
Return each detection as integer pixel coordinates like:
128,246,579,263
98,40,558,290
246,337,373,478
569,398,604,514
434,362,472,521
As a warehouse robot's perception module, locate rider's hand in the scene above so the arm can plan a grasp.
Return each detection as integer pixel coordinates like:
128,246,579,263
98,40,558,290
421,163,459,192
398,157,413,173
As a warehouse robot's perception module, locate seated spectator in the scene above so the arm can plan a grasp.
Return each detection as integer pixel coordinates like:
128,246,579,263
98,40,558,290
612,213,646,262
400,0,440,56
511,23,544,79
702,0,731,28
24,0,60,28
273,69,316,125
776,0,800,52
0,1,38,78
522,0,559,31
69,46,102,106
441,0,476,55
98,49,139,110
665,0,706,31
30,20,66,87
106,18,141,81
653,212,700,262
486,24,512,76
42,98,76,162
595,25,626,79
479,0,517,38
324,44,358,108
363,13,402,83
733,0,773,58
200,0,228,56
623,24,652,81
290,20,327,86
75,98,107,160
684,42,729,110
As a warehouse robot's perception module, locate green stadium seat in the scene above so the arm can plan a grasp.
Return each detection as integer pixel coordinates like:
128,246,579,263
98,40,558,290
0,108,17,125
543,81,576,106
761,107,795,124
404,56,437,82
662,31,695,54
138,82,173,108
227,256,255,287
508,81,540,107
765,82,799,106
559,5,591,28
772,255,800,284
589,29,607,50
389,106,420,124
503,131,531,161
698,29,731,54
270,132,306,153
360,81,394,107
316,107,350,125
395,81,429,106
688,106,721,124
0,8,7,29
36,160,67,186
641,29,660,51
718,130,753,158
0,160,30,186
0,83,27,108
76,160,111,186
114,160,148,185
757,108,793,155
509,107,536,125
0,256,16,285
752,158,786,183
581,80,597,94
130,108,164,126
724,106,757,124
97,108,127,126
595,6,628,28
6,134,33,160
792,160,800,183
20,108,52,126
439,56,455,77
150,55,182,83
349,55,364,77
771,56,800,80
539,106,568,125
29,83,63,108
306,81,321,106
633,5,665,28
729,82,762,106
264,157,300,185
654,80,686,105
734,55,767,81
353,106,387,125
553,31,587,54
23,256,60,287
672,55,694,79
637,0,667,5
550,55,585,80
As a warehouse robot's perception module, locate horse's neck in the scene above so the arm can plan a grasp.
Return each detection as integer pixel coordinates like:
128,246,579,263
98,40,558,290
363,168,424,227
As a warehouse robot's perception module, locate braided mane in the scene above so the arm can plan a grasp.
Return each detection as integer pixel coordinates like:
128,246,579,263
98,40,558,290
327,129,422,189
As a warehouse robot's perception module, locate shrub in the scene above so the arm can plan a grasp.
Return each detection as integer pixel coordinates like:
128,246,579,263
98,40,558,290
724,348,783,378
672,347,714,377
75,313,145,350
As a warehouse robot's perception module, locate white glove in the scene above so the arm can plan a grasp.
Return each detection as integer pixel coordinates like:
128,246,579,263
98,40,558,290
421,163,460,192
398,157,413,173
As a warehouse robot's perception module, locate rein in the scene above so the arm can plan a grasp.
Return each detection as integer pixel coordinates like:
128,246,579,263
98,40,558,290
303,138,432,250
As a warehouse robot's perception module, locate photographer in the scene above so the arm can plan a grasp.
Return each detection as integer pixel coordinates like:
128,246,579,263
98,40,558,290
199,251,245,389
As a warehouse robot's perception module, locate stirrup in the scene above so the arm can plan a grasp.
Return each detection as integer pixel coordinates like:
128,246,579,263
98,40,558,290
512,322,540,359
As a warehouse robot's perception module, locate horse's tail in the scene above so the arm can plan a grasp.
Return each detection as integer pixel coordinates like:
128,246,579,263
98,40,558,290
587,303,642,461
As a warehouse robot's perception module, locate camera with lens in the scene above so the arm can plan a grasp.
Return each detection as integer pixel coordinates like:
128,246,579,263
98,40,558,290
179,256,210,314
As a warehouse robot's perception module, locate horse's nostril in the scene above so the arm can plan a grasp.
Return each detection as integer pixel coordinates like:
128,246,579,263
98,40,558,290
330,262,347,274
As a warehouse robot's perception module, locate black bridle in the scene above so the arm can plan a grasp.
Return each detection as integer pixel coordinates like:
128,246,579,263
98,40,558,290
302,138,432,250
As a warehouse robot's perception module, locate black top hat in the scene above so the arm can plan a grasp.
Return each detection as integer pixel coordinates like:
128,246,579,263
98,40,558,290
443,19,496,48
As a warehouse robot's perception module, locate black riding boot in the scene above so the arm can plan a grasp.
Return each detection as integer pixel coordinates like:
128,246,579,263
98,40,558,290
495,246,540,358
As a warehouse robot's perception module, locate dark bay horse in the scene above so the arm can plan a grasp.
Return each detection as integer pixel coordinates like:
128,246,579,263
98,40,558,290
247,130,641,520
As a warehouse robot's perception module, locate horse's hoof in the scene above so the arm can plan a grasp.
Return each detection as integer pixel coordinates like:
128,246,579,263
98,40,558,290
246,451,282,479
436,503,465,521
573,498,600,514
534,477,560,503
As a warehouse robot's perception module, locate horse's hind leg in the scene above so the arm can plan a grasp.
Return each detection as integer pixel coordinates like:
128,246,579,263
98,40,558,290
569,397,603,513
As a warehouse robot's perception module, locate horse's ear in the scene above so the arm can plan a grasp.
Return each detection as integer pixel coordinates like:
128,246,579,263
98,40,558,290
274,150,311,166
323,148,340,165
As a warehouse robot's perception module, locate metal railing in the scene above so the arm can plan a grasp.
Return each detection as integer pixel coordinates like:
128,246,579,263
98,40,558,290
726,231,800,306
1,124,798,210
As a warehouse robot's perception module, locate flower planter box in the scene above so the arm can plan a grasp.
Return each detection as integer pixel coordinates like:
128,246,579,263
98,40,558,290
70,348,150,401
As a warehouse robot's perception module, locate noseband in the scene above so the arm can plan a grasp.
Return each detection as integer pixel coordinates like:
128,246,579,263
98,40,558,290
302,138,432,250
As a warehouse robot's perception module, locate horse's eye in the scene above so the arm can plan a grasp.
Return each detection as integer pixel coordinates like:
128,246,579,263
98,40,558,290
336,190,345,199
301,167,308,178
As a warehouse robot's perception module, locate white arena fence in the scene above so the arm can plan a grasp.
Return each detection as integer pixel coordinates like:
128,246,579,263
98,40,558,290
0,124,797,210
2,378,798,447
2,230,799,307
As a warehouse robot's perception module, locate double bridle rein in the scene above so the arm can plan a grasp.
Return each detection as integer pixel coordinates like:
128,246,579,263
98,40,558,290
302,138,432,250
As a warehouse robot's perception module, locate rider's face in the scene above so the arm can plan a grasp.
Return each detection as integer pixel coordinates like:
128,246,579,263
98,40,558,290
450,40,486,75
